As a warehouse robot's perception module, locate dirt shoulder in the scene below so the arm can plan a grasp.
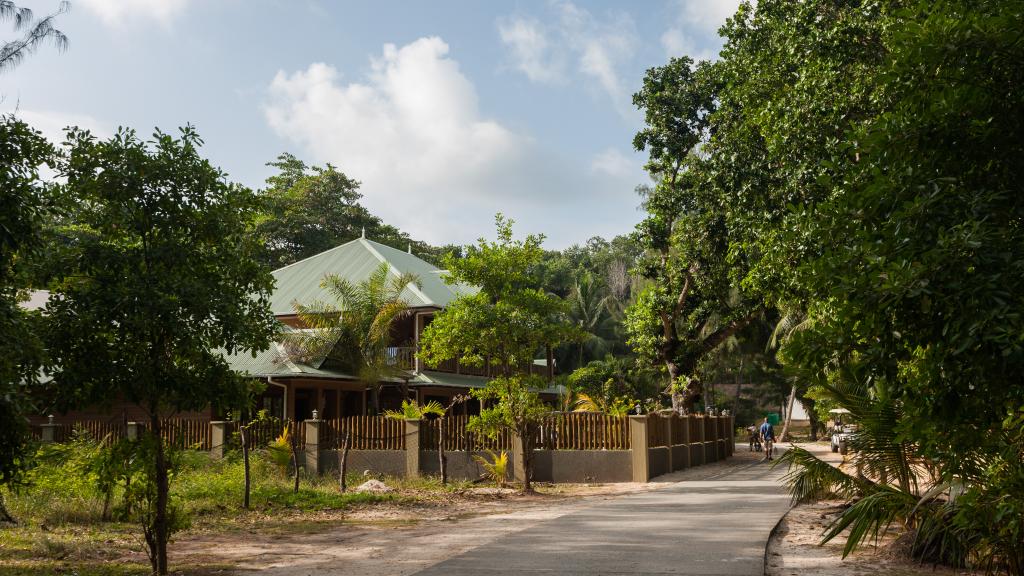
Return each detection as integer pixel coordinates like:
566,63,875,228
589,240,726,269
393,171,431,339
766,442,964,576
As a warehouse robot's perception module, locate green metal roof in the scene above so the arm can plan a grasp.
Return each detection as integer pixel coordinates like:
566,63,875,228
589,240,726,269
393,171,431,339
268,237,477,316
411,370,564,395
220,342,357,380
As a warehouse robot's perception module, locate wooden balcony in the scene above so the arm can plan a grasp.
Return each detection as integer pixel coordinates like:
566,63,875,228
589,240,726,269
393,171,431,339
385,346,552,378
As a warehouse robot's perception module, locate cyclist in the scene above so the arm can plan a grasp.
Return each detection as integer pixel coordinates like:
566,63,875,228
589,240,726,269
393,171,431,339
759,417,776,461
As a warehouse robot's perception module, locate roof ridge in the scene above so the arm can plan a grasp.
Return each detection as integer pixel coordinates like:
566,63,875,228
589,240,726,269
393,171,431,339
270,237,363,275
359,238,434,306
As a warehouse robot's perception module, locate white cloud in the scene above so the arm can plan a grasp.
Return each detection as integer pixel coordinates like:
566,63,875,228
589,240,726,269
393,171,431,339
264,37,645,247
591,148,638,178
497,17,561,83
8,108,109,144
661,0,746,60
498,2,636,114
78,0,190,27
265,38,534,243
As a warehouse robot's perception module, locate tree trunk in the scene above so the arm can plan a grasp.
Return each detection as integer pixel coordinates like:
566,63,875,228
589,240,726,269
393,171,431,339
520,426,534,493
779,384,797,442
150,414,169,575
290,422,300,494
804,397,820,441
338,432,349,492
241,424,250,509
370,386,381,415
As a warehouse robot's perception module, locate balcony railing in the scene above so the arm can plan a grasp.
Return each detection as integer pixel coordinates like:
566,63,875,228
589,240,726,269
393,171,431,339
384,346,552,378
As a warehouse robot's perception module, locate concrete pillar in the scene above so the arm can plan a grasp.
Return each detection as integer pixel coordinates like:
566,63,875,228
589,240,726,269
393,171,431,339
127,421,143,442
729,415,735,456
40,422,59,444
405,419,421,479
209,421,227,458
304,419,321,475
629,415,650,482
709,416,719,462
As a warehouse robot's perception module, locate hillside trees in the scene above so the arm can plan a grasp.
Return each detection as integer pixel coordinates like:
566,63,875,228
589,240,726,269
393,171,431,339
43,126,278,574
256,153,454,268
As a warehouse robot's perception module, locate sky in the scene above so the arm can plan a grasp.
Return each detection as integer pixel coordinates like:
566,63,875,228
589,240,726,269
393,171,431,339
1,0,742,248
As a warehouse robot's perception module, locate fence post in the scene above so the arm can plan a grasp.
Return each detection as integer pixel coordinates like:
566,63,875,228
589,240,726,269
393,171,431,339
511,432,526,484
629,415,650,482
405,419,421,479
40,418,58,444
680,415,691,469
697,416,706,465
728,415,735,456
665,415,674,472
127,421,142,442
304,419,321,475
209,421,227,458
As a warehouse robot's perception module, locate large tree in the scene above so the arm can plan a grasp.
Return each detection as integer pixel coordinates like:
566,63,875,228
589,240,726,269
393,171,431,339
44,126,277,574
0,116,53,521
626,56,761,413
256,153,448,268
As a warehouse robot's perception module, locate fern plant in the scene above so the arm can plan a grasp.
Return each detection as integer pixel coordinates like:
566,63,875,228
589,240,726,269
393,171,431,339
383,399,445,420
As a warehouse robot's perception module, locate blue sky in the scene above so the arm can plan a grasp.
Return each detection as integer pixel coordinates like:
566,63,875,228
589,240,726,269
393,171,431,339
1,0,741,248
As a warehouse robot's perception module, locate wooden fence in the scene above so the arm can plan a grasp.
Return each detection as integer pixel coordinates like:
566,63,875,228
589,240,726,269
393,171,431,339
233,419,305,452
420,415,512,452
38,418,211,449
536,413,630,450
322,416,405,450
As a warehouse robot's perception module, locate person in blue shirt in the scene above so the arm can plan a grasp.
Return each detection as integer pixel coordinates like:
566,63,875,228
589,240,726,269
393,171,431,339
759,417,775,461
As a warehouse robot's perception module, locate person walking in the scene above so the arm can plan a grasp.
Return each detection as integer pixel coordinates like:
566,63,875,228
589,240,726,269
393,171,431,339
759,417,775,461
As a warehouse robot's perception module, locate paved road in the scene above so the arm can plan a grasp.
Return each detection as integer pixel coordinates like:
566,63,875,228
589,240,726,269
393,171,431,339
413,450,791,576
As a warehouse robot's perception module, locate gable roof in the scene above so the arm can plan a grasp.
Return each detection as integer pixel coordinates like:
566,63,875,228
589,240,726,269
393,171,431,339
269,237,476,316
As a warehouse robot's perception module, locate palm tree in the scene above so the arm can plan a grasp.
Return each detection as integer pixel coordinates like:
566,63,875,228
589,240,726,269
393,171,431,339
566,272,615,370
283,262,419,414
1,1,69,73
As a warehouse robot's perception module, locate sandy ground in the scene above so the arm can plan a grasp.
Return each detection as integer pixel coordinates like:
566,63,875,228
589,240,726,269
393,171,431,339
766,442,966,576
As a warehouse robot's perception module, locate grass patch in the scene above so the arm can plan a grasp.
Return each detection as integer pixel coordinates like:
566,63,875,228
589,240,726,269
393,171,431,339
0,444,406,572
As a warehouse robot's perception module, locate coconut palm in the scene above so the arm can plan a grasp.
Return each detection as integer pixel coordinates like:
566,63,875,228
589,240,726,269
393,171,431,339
566,272,615,370
283,262,419,414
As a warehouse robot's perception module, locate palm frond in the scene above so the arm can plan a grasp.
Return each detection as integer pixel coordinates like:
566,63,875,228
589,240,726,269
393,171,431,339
777,446,868,503
822,485,919,558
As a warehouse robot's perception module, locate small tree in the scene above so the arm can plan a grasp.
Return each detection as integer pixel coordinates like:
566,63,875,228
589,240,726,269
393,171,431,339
468,375,550,492
44,126,277,575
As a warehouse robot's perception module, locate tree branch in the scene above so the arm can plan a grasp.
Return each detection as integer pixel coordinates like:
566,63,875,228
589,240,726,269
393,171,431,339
698,308,761,356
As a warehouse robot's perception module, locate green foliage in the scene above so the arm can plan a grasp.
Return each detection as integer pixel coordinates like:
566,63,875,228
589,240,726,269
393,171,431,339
0,116,52,492
628,54,762,412
42,125,278,574
383,400,445,421
420,215,580,377
567,356,659,414
472,450,508,488
283,262,419,413
254,153,445,268
467,375,550,491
